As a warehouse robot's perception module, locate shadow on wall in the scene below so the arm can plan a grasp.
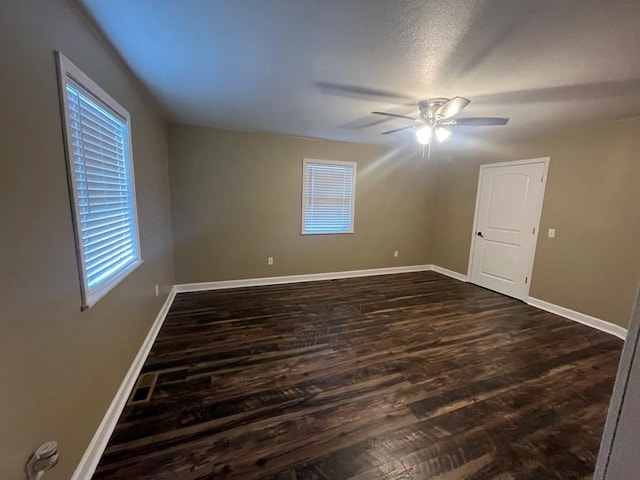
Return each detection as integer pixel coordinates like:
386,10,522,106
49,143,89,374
357,143,418,191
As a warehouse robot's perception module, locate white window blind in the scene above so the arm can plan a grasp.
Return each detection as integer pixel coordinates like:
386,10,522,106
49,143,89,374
57,53,141,309
302,159,356,235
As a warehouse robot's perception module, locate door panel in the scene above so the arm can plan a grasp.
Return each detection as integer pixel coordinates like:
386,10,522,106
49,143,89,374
486,174,529,231
481,240,520,282
470,161,546,300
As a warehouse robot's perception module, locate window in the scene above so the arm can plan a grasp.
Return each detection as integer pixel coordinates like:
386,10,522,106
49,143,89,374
56,52,142,309
301,159,357,235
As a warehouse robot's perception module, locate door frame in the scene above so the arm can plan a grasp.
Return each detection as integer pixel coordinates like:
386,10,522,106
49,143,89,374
594,286,640,478
466,157,551,301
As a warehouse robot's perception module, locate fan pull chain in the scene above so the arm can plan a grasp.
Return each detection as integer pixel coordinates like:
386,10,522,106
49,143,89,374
420,143,432,159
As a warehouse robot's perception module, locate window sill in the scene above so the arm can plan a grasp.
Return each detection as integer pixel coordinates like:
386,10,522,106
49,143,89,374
82,259,143,311
300,230,355,235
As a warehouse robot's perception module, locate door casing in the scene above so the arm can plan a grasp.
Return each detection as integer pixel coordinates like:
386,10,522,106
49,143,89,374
466,157,550,301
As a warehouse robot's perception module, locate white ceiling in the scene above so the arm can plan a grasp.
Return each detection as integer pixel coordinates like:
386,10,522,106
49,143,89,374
81,0,640,145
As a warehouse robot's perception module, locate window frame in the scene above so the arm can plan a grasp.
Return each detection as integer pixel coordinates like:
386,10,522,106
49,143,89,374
56,52,142,310
301,158,357,235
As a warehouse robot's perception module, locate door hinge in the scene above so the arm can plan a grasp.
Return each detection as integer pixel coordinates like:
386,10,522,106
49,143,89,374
525,276,528,284
532,227,536,235
541,175,544,183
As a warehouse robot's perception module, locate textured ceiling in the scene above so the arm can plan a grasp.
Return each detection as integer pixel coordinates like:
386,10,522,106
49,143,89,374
81,0,640,145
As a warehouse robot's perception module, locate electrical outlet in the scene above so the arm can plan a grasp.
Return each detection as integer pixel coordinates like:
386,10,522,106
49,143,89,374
548,228,556,238
155,284,159,297
267,256,274,265
393,250,399,258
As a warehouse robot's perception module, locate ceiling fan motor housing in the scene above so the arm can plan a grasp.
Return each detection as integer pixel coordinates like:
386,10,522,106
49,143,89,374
419,98,449,121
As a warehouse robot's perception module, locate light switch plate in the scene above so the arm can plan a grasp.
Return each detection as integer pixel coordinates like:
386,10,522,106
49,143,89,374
548,228,556,238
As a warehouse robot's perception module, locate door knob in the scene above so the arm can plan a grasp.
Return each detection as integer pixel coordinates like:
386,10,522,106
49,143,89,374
477,231,484,237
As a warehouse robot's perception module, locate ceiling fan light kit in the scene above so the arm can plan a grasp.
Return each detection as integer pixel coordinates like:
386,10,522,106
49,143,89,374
435,126,452,143
373,97,509,154
416,125,432,144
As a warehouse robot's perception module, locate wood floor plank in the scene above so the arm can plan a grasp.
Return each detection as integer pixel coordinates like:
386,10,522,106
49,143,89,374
93,271,622,479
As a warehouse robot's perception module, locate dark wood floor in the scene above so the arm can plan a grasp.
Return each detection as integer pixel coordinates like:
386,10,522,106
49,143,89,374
94,271,623,480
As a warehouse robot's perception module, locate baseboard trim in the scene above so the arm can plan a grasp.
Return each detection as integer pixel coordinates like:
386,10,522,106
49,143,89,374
175,264,434,293
430,265,469,282
71,286,177,480
427,266,627,340
527,297,627,340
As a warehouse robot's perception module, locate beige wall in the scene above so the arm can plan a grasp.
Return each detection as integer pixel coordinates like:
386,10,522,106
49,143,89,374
433,120,640,328
168,120,639,328
0,1,174,478
168,124,436,283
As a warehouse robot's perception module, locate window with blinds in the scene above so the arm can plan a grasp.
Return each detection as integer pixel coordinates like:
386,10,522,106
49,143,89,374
57,53,141,309
302,159,357,235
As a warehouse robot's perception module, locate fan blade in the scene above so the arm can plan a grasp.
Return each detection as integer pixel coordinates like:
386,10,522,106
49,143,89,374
382,125,415,135
315,82,412,101
453,117,509,126
372,111,417,121
435,97,471,119
340,116,395,130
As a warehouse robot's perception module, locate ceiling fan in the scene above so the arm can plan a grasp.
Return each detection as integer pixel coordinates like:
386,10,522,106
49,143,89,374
372,97,509,146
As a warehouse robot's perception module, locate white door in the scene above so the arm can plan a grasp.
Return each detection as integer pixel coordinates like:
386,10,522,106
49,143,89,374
469,159,548,300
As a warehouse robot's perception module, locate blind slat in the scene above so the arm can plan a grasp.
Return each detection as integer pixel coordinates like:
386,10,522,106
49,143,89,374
86,184,128,193
77,100,123,135
72,109,124,139
84,231,132,256
81,210,130,225
85,240,134,266
80,157,126,175
78,192,129,200
81,218,131,235
79,205,128,214
75,123,125,151
83,226,132,250
81,221,132,239
85,168,127,182
87,255,136,288
79,144,126,165
76,127,124,152
78,199,128,209
86,178,127,188
86,248,135,276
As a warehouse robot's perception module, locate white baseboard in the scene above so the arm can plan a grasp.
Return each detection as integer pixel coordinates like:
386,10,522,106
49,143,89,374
426,265,626,340
430,265,469,282
527,297,627,340
71,287,177,480
175,264,434,293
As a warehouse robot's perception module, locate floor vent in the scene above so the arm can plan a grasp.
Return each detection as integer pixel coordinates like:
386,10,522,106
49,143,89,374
128,372,158,405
